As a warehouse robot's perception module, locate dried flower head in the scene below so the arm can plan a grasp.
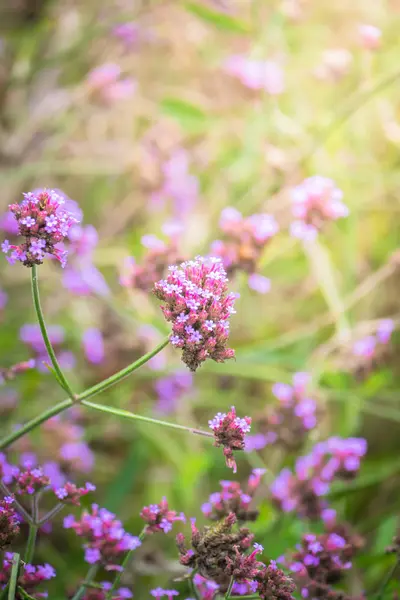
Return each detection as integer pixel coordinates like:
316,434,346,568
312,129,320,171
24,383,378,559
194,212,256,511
209,406,251,473
255,560,296,600
176,513,253,584
154,256,237,371
2,189,79,268
0,496,20,549
140,497,185,534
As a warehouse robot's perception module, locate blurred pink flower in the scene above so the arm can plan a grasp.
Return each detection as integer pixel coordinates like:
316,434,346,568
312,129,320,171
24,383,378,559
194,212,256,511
87,63,136,103
358,24,381,50
225,55,284,95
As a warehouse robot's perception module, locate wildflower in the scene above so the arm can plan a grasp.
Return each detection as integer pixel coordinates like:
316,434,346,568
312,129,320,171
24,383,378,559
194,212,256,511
82,582,133,599
271,437,367,519
150,589,179,600
209,407,251,473
54,481,96,506
63,225,109,297
351,319,394,377
176,513,253,584
154,256,237,371
82,329,105,364
2,189,79,267
0,496,20,549
15,466,51,495
287,532,354,599
0,359,35,384
255,560,296,600
290,176,348,240
358,24,381,50
225,543,264,582
0,453,20,484
225,55,285,95
192,574,219,599
0,553,55,598
20,323,75,374
211,208,278,290
112,22,140,48
64,504,141,570
86,63,136,103
121,234,184,293
248,373,317,453
201,468,266,522
140,497,185,534
154,371,193,414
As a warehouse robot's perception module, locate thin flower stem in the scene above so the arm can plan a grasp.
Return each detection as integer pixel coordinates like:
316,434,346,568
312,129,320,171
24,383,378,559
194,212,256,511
228,595,258,599
81,399,214,438
0,340,170,449
31,265,76,399
24,524,38,563
376,558,399,599
7,553,20,600
37,503,65,526
225,577,235,599
0,481,34,525
78,338,169,401
71,565,99,600
105,529,146,599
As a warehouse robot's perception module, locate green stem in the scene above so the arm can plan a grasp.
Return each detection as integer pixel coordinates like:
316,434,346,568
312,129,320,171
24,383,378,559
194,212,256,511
0,339,170,449
106,529,146,599
7,553,20,600
24,525,38,564
37,503,65,526
31,265,76,399
81,399,214,438
225,577,235,599
376,558,399,599
228,595,258,599
72,565,99,600
78,338,169,401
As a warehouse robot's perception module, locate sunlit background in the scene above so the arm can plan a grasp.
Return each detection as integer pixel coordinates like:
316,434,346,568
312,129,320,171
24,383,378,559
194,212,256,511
1,0,400,597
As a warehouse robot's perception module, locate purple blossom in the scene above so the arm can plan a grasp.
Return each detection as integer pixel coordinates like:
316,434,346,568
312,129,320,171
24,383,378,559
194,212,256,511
225,55,285,94
248,273,271,294
209,406,252,473
82,328,105,364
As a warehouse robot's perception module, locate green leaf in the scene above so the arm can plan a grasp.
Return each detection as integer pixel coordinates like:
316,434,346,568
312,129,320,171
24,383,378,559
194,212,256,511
184,2,250,34
160,97,209,132
8,553,20,600
373,516,399,554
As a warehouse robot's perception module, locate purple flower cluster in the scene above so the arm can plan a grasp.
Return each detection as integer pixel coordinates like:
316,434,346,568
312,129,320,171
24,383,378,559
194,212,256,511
209,406,251,473
120,233,183,293
140,497,185,534
290,176,348,241
287,532,353,599
192,574,219,599
246,372,317,452
63,224,109,297
42,416,95,475
154,371,193,414
211,207,279,294
151,149,199,219
201,468,266,522
2,189,79,267
86,63,136,103
0,553,55,599
82,582,133,600
0,359,35,384
20,323,75,374
271,437,367,519
82,328,105,364
256,560,296,600
224,55,285,95
150,589,179,600
154,256,237,371
54,481,96,506
352,319,394,360
64,504,142,570
0,496,20,549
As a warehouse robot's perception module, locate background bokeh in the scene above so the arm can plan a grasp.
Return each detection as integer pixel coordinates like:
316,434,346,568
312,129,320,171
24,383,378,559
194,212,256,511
1,0,400,597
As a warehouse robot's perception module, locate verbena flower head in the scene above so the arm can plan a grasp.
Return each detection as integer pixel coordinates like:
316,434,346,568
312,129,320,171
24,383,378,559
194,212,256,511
209,406,251,473
271,437,367,519
140,497,185,534
201,468,266,522
287,532,354,599
2,189,79,268
64,504,141,570
154,371,193,414
154,256,237,371
290,176,348,241
358,24,381,50
53,481,95,506
247,373,317,453
225,542,264,582
82,581,133,599
255,560,296,600
225,55,285,95
150,589,179,600
176,513,253,584
0,553,55,599
0,496,20,549
82,329,105,364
